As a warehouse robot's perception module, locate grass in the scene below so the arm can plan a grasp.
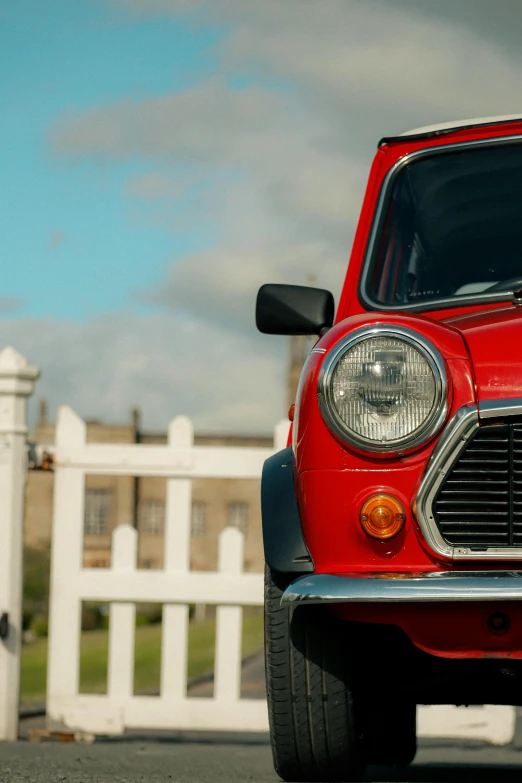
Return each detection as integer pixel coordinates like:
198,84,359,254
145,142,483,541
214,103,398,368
20,613,264,704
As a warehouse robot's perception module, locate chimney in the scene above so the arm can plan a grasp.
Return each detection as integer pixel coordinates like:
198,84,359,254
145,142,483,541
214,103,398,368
37,398,48,427
131,406,141,444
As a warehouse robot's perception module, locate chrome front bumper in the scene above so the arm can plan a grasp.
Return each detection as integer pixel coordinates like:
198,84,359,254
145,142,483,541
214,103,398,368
282,571,522,604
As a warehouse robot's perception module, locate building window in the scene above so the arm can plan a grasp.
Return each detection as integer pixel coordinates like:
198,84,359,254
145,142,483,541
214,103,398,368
191,502,207,537
140,499,164,535
227,502,249,536
84,489,111,535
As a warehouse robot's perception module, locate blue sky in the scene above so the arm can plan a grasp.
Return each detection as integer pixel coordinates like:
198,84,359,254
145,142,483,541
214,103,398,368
2,0,522,432
0,0,223,320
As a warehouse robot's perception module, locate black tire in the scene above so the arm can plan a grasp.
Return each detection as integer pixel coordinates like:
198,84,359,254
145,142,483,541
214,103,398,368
264,565,367,782
367,701,417,766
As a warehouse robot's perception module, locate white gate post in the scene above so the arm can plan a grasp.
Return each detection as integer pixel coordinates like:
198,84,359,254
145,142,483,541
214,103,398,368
0,347,39,741
47,407,87,730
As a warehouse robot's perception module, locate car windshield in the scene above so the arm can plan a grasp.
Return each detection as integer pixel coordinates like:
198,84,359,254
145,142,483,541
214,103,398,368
365,142,522,307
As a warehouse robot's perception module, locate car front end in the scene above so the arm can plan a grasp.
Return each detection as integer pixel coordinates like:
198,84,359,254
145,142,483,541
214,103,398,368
257,116,522,781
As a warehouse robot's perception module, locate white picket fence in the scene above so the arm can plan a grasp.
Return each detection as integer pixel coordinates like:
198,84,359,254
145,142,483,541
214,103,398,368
46,406,288,734
48,523,266,734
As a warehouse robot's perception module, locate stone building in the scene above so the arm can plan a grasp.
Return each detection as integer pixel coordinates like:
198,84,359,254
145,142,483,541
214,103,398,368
24,332,311,572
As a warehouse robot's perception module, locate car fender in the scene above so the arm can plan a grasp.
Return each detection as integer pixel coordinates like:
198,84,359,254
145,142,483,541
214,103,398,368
261,446,314,574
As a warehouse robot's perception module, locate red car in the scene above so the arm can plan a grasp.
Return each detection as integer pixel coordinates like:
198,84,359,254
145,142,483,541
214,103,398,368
256,115,522,781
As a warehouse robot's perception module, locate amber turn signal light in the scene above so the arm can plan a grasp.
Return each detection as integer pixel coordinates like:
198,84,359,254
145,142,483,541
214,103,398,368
360,494,405,540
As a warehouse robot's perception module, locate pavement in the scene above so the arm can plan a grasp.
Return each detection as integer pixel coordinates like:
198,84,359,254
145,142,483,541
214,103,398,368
6,653,522,782
3,741,522,783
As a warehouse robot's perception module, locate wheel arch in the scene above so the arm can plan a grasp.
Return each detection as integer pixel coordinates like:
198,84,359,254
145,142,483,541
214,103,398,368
261,446,314,573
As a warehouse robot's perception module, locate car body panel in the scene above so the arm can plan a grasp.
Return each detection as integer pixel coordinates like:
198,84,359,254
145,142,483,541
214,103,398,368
444,306,522,402
332,602,522,659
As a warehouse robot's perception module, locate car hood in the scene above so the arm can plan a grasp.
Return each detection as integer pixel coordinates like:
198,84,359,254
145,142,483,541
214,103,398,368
443,305,522,403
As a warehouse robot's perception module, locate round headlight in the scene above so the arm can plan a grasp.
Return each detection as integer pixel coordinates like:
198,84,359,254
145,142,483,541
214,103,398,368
319,326,447,452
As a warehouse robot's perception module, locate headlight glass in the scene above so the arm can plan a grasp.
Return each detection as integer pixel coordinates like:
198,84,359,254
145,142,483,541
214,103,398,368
320,330,446,451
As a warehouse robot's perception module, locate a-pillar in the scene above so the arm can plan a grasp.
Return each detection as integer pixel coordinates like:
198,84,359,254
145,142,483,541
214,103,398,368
0,347,39,741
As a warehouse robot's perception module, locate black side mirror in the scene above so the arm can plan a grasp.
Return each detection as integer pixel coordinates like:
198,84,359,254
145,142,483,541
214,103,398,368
256,284,335,336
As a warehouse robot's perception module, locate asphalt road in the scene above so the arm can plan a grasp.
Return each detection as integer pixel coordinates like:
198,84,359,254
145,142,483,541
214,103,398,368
9,653,522,782
2,741,522,783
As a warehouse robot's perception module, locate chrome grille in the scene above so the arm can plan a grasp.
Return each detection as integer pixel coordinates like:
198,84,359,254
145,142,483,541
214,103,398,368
433,423,522,548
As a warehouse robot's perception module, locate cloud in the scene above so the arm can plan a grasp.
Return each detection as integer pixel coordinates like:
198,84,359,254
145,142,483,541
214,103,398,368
49,79,298,164
385,0,522,57
136,241,344,332
0,297,24,315
44,0,522,431
109,0,522,132
112,0,522,52
1,312,285,434
49,72,369,262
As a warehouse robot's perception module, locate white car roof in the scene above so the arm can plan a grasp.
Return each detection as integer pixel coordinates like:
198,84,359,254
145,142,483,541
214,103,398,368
401,114,522,137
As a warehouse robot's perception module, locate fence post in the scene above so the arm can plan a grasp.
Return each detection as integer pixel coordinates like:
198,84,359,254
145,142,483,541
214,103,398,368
161,416,193,702
47,407,87,730
214,528,244,705
108,526,138,703
0,348,39,741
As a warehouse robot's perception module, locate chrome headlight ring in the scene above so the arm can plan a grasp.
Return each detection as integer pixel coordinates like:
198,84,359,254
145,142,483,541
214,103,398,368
318,325,448,454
